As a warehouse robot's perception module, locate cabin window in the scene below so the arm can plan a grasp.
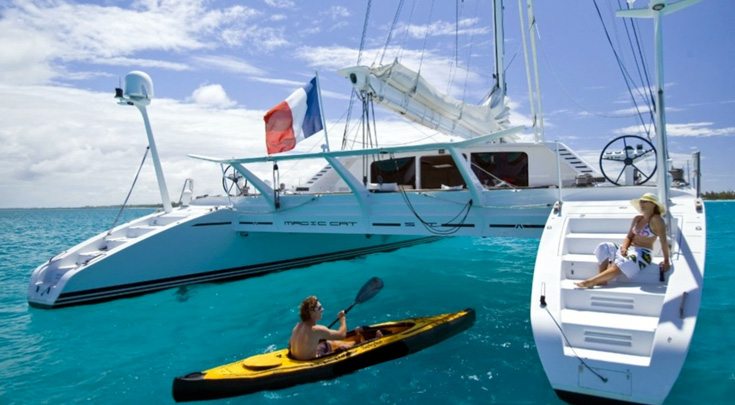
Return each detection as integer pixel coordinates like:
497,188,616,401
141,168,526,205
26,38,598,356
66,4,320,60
471,152,529,187
370,157,416,188
419,155,465,189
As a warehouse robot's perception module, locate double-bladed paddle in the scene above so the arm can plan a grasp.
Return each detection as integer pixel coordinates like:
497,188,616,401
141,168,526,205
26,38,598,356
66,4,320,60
327,277,384,328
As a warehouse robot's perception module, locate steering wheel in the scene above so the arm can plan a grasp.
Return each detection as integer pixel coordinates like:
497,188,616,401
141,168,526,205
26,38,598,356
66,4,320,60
222,165,248,196
599,135,657,186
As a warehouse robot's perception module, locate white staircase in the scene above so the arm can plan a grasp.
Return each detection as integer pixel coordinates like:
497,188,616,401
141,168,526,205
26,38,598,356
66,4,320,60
555,209,667,365
531,192,706,404
32,209,207,297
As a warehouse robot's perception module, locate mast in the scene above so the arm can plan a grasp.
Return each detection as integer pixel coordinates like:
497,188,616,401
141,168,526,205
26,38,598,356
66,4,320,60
517,0,537,141
526,0,544,142
493,0,506,99
617,0,701,226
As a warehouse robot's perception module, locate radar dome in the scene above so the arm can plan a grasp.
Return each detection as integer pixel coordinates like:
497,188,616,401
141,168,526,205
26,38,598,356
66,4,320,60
124,71,154,105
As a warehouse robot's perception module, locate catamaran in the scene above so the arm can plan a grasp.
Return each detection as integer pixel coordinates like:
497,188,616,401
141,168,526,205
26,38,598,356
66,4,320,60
28,0,706,403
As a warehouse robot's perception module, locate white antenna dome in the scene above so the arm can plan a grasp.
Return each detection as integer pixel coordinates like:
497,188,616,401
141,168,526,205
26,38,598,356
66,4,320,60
124,71,154,105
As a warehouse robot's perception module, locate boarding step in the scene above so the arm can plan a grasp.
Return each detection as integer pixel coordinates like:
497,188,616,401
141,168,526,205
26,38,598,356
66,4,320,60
152,214,189,226
561,309,658,357
562,347,651,367
76,250,106,265
560,279,665,316
566,217,632,233
41,264,77,284
564,233,625,255
564,233,662,256
126,225,160,238
104,237,131,250
561,254,664,284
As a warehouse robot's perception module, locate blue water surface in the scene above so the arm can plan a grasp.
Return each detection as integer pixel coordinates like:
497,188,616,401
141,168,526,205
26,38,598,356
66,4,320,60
0,204,733,404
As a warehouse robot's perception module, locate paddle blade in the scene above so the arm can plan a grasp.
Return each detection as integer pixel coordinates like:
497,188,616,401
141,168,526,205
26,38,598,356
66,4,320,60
355,277,383,304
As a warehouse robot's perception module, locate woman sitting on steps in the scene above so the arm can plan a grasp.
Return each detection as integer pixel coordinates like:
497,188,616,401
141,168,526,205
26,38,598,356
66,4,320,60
575,193,671,288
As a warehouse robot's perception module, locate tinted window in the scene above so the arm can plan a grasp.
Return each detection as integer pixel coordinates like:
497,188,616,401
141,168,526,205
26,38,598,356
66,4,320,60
419,155,465,189
471,152,529,187
370,157,416,187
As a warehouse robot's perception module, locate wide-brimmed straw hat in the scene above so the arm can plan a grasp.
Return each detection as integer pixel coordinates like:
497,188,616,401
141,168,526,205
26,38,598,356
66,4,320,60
630,192,666,215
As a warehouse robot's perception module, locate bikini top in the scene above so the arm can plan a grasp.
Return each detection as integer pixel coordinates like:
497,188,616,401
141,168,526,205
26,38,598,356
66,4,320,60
633,218,656,238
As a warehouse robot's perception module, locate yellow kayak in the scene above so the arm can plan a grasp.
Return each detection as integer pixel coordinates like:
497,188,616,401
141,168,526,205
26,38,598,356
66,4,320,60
172,308,475,402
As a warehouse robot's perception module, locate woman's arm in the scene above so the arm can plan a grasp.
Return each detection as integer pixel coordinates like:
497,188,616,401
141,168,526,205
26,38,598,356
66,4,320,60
651,215,671,271
621,216,639,256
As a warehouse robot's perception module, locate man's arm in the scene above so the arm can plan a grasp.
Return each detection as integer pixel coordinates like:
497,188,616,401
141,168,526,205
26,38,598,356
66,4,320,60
314,312,347,340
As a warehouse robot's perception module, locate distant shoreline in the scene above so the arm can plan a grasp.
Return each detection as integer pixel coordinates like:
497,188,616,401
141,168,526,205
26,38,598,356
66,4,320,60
0,205,162,210
1,199,733,210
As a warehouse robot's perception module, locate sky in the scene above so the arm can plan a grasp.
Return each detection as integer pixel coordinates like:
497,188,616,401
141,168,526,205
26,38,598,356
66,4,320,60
0,0,733,208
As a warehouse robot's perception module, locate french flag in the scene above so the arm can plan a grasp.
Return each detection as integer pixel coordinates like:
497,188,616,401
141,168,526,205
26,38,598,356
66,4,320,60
264,77,323,154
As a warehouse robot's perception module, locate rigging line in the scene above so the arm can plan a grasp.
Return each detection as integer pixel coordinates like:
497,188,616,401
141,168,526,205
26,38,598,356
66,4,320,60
398,0,418,61
399,186,473,235
593,0,651,135
342,92,358,150
279,107,351,180
357,0,372,66
416,0,436,78
342,0,373,150
470,161,518,189
543,305,608,383
595,0,650,110
455,0,459,66
461,0,481,104
617,0,656,135
379,0,406,66
108,146,149,235
534,31,640,119
623,0,657,130
391,153,473,236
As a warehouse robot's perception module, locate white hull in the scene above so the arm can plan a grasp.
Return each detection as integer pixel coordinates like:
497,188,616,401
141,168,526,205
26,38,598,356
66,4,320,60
27,205,442,308
530,187,706,404
29,138,588,309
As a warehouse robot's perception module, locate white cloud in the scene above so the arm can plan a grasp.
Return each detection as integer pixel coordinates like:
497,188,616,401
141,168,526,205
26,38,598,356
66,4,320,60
189,84,237,108
264,0,295,9
398,18,490,39
91,57,191,71
323,6,350,19
0,83,259,208
0,0,263,85
0,83,458,208
614,122,735,138
193,55,264,76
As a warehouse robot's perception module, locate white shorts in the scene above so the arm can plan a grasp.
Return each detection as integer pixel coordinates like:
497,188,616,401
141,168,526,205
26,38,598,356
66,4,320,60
594,242,653,280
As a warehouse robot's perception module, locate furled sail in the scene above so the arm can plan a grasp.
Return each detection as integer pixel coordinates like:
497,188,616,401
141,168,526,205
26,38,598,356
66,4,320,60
339,60,512,141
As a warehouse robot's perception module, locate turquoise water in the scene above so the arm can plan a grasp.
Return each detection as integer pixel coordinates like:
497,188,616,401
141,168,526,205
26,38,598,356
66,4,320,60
0,204,733,404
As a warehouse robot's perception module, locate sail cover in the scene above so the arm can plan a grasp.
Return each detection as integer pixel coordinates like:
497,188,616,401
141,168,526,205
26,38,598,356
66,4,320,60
339,60,511,141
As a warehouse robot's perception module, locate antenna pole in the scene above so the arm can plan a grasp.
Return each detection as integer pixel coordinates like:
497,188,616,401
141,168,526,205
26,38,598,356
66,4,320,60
617,0,701,233
137,105,172,213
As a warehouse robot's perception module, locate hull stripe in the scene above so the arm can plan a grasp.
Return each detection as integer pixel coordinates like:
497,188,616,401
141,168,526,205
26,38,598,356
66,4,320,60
53,236,441,307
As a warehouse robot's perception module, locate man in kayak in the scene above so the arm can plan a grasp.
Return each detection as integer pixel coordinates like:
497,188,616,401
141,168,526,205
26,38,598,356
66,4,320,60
289,296,355,360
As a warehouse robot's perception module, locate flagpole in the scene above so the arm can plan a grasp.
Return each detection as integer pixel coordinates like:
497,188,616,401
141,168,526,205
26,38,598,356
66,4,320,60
315,71,330,152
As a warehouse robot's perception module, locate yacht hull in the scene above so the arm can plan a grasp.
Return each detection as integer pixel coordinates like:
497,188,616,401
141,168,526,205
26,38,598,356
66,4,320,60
28,207,439,308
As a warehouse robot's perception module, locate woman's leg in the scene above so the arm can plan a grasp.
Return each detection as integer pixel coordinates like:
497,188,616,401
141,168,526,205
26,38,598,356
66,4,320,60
575,263,621,288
